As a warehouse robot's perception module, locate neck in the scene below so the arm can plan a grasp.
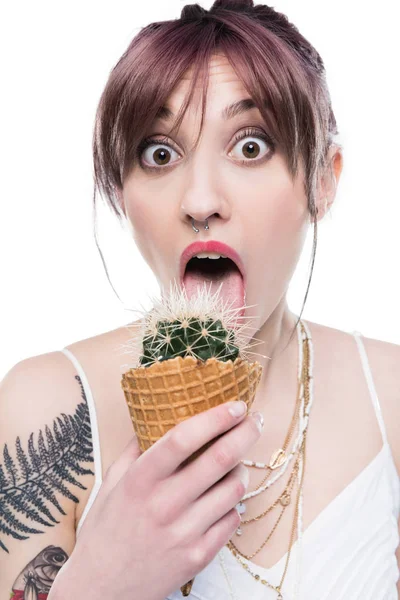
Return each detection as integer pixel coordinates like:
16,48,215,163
245,298,300,413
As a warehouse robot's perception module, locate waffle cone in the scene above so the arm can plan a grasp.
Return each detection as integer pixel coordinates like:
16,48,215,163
120,355,263,597
121,355,263,457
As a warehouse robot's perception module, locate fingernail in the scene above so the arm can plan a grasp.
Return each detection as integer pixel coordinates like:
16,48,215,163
228,400,247,417
249,411,264,432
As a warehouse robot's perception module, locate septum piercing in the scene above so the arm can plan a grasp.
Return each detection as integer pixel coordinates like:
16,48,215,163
192,217,209,233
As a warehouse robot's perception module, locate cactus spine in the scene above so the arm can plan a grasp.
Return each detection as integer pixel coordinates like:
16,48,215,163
139,316,240,366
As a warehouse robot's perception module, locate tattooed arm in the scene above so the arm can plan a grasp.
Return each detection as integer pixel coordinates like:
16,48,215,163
0,353,95,600
7,545,70,600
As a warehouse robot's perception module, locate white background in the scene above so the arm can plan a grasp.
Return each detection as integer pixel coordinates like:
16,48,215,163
1,0,399,378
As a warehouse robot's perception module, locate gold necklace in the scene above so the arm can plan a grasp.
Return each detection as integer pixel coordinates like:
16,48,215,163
229,435,307,599
235,414,302,536
244,373,302,485
234,322,306,535
227,321,312,599
233,444,302,553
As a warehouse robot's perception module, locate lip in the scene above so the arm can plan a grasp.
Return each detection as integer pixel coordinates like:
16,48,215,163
179,240,246,286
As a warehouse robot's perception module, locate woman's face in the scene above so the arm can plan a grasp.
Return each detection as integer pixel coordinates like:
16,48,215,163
119,54,317,332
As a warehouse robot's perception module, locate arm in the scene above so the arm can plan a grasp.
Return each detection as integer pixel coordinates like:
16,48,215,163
0,353,95,600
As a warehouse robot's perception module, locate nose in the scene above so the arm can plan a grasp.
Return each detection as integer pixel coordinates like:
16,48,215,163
184,203,220,232
180,169,229,233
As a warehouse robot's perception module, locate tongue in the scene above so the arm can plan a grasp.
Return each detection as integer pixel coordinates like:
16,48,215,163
183,266,245,315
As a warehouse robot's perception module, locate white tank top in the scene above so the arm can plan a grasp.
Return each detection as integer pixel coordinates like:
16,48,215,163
60,330,400,599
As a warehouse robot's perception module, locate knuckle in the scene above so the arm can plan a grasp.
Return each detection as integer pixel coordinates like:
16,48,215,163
211,443,234,469
188,545,210,568
165,427,191,457
169,520,194,548
234,479,247,499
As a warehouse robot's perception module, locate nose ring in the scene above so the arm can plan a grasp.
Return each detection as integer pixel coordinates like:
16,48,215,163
191,217,209,233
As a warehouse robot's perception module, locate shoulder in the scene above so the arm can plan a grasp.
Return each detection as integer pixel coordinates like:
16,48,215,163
305,319,400,476
303,317,400,381
354,332,400,476
1,350,89,426
61,323,141,480
0,348,95,457
0,350,96,549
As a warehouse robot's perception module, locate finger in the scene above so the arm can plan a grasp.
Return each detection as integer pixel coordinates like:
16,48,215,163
176,463,248,539
131,400,249,488
154,413,260,520
182,507,241,574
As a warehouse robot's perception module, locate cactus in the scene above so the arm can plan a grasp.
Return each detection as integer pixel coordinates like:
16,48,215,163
119,280,266,600
119,280,267,370
139,317,240,366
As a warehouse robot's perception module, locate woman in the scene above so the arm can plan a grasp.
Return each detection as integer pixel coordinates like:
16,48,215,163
1,1,399,598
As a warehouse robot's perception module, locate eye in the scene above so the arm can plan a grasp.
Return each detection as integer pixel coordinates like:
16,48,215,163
139,136,181,170
137,127,275,172
228,127,274,164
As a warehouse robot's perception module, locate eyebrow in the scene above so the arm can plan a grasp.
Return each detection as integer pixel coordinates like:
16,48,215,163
155,97,261,122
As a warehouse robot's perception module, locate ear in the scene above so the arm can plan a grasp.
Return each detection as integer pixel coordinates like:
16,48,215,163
314,144,344,222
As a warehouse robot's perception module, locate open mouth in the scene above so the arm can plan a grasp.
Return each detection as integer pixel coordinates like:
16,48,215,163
183,256,245,315
184,256,240,280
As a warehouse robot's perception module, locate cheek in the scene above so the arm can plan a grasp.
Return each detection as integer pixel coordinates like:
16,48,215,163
124,173,172,238
124,189,177,277
124,193,159,266
229,153,307,229
248,205,307,283
242,173,307,247
239,173,308,288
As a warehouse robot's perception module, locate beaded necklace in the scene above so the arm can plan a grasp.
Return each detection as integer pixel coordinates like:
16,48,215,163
218,319,314,599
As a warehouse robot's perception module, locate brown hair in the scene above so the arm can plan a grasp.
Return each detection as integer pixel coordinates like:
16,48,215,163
92,0,341,338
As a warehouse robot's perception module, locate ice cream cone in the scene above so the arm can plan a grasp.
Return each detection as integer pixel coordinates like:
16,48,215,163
120,355,262,597
121,354,262,460
118,282,265,597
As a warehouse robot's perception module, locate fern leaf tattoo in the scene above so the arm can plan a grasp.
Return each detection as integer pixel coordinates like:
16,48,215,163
0,375,94,553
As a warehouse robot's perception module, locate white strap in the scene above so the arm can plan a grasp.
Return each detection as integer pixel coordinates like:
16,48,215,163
60,348,103,534
352,331,388,446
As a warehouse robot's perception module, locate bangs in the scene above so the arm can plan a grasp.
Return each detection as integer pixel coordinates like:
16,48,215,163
93,7,337,219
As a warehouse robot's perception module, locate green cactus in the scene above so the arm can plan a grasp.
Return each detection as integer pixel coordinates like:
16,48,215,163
138,317,240,366
121,281,262,371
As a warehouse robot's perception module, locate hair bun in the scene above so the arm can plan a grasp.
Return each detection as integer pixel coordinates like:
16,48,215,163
181,0,254,21
211,0,254,12
180,3,208,21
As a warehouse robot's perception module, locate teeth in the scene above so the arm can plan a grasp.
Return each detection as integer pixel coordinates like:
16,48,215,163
194,252,227,259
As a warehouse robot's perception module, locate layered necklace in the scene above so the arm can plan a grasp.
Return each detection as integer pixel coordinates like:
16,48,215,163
218,319,314,599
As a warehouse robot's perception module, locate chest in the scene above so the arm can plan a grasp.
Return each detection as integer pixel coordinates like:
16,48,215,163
88,339,386,572
224,363,386,572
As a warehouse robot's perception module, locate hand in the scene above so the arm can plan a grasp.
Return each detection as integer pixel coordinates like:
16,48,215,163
51,400,263,600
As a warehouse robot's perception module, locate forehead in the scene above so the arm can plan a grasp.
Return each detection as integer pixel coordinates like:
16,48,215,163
182,53,244,85
163,53,251,119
